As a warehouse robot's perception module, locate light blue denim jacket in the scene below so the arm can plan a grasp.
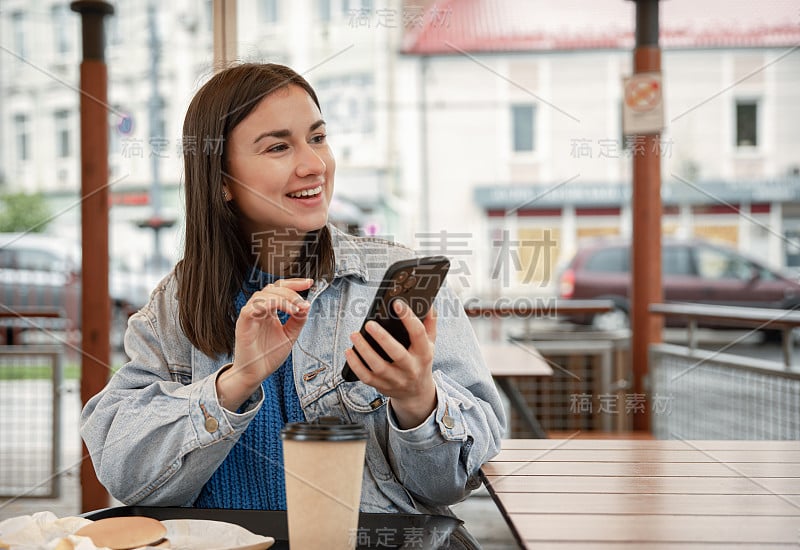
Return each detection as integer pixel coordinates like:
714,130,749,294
80,226,506,515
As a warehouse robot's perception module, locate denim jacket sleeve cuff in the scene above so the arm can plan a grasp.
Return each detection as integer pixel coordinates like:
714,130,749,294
387,381,468,449
189,365,264,446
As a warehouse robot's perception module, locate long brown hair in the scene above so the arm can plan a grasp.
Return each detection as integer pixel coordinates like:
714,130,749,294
177,63,334,357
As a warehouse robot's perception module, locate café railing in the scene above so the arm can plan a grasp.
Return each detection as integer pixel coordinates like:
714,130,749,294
649,302,800,368
649,303,800,439
0,309,67,499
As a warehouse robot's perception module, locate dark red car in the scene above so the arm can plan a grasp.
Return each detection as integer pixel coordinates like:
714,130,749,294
559,237,800,330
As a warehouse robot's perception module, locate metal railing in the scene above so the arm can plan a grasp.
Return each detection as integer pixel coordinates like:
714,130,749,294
650,302,800,367
650,343,800,439
0,345,64,498
649,303,800,439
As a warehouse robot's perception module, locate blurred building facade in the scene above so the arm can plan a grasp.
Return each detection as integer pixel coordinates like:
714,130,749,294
0,0,798,297
0,0,210,267
400,0,800,297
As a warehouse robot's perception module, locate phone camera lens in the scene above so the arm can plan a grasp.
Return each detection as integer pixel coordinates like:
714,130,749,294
403,276,417,290
395,270,409,283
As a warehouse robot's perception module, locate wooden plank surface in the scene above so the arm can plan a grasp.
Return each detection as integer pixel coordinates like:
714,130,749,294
483,460,800,477
486,492,800,516
480,343,553,377
481,439,800,549
492,448,800,463
499,439,800,451
513,514,800,544
484,475,800,494
512,544,798,550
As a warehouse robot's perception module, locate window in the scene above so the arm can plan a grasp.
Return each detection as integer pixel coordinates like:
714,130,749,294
585,247,629,273
511,104,535,152
54,110,71,158
315,73,374,134
107,8,121,46
662,246,692,276
343,0,372,14
736,100,758,147
16,249,60,272
51,4,71,54
205,0,213,31
12,11,26,58
14,114,30,162
317,0,331,22
259,0,278,23
695,246,752,280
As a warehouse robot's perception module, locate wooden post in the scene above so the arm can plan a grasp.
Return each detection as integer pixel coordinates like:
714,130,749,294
70,0,114,513
630,0,663,432
213,0,237,71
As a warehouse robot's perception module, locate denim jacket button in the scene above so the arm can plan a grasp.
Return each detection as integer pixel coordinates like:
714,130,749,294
204,416,219,433
442,415,455,429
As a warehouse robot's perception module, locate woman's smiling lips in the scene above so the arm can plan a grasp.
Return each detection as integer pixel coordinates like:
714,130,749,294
286,184,323,199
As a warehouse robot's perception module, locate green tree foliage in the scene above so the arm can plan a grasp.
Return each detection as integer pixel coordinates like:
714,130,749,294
0,192,52,233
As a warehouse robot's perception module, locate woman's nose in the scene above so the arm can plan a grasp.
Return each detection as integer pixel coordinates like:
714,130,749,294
296,144,326,177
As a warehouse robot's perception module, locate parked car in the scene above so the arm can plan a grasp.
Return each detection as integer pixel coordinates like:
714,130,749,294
559,237,800,331
0,232,166,348
0,233,81,338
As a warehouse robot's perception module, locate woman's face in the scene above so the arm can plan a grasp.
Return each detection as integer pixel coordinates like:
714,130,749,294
224,84,335,238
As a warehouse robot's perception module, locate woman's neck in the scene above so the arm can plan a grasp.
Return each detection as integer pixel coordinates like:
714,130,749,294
251,229,312,275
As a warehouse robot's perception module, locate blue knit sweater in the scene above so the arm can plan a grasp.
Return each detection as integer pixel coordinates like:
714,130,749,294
194,270,306,510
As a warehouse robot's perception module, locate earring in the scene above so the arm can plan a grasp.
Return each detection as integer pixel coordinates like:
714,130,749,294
222,188,231,201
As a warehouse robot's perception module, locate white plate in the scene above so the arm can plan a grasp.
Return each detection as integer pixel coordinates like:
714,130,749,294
158,520,274,550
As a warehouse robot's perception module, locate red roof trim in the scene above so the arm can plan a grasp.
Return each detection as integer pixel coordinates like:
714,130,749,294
402,1,800,55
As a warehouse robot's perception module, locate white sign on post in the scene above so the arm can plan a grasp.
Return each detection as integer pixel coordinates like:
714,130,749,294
622,72,664,135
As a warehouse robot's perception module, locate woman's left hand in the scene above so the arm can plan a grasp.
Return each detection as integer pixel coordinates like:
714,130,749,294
344,299,438,429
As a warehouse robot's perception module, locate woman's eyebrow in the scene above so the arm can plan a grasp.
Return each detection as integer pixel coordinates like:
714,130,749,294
252,119,326,145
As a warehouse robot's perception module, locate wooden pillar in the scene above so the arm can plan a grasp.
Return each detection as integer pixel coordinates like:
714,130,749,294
70,0,113,513
630,0,663,432
213,0,237,71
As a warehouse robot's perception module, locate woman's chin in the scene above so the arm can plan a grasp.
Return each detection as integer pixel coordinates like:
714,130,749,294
292,215,329,234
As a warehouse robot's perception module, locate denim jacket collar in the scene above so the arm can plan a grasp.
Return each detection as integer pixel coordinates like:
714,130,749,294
329,224,371,283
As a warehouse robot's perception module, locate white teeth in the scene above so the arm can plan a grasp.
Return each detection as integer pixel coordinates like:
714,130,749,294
288,185,322,198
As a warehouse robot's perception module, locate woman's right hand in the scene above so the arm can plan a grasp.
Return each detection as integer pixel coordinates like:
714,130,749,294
216,277,313,411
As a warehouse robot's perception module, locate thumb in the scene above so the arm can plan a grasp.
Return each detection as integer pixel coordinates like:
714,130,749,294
282,308,310,343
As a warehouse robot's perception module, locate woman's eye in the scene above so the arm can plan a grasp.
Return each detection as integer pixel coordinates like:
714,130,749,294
265,143,288,153
310,134,327,144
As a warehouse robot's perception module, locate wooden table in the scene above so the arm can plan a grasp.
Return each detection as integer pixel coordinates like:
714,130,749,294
481,343,553,439
480,438,800,548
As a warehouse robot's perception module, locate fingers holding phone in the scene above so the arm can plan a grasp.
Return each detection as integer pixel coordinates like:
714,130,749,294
345,300,438,428
341,256,450,383
347,300,435,383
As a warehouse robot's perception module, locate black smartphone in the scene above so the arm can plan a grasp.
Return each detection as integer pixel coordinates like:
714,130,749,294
341,256,451,382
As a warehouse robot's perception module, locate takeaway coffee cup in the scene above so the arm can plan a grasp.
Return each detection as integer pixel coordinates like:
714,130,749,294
281,417,368,549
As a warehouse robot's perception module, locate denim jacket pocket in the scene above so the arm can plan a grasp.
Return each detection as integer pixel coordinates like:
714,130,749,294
340,381,387,415
168,364,192,385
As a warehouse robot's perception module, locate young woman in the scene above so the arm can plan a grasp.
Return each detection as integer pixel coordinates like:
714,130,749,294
81,63,505,543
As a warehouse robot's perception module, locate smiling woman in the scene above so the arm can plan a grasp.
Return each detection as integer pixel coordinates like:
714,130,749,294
223,84,335,248
79,63,505,549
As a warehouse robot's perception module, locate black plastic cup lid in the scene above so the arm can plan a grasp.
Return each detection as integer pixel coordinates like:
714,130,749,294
281,417,368,441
